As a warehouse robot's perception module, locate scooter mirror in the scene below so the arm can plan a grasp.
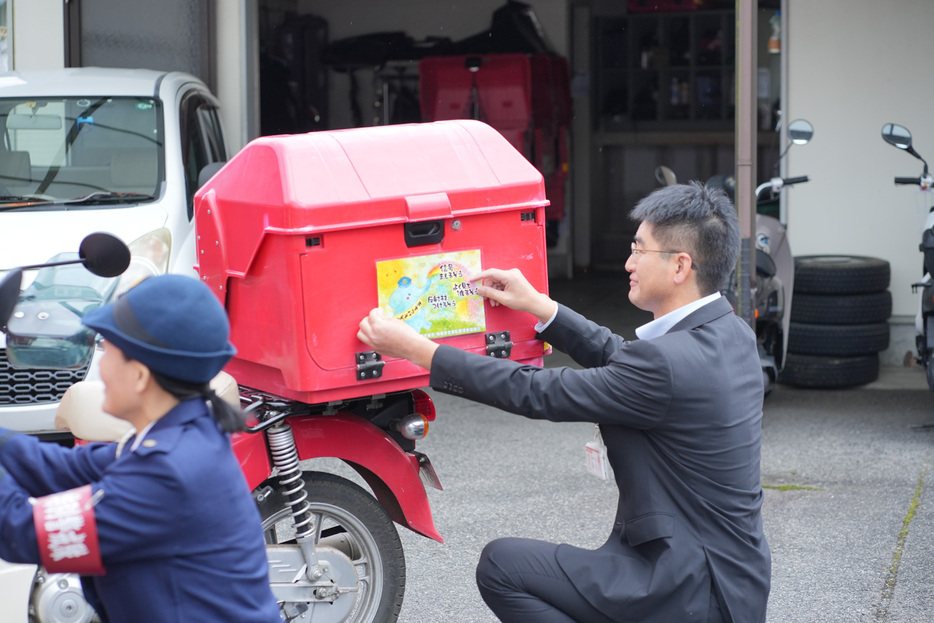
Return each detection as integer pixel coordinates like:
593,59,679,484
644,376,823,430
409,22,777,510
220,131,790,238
881,123,912,150
787,119,814,145
0,232,129,332
79,232,131,278
654,165,677,186
0,268,23,331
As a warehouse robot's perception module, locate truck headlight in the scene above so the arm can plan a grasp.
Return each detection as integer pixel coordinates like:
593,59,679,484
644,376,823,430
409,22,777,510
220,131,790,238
115,228,171,296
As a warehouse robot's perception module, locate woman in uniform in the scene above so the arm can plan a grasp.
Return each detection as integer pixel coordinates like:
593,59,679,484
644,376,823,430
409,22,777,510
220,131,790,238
0,274,280,622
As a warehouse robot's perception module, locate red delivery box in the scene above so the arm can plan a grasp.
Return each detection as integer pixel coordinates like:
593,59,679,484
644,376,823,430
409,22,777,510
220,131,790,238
194,120,550,404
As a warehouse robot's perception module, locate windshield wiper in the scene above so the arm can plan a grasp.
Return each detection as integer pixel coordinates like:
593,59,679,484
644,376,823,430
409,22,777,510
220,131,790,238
63,191,155,205
0,191,154,211
0,195,58,209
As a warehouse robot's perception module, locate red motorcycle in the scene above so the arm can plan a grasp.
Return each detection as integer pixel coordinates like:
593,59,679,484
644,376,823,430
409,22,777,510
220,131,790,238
0,120,550,623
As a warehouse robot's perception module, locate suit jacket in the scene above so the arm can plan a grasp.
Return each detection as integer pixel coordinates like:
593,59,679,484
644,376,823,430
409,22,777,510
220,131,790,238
0,399,280,623
430,297,770,623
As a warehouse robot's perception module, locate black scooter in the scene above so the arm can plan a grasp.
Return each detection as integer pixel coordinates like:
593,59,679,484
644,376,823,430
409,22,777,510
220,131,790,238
881,122,934,390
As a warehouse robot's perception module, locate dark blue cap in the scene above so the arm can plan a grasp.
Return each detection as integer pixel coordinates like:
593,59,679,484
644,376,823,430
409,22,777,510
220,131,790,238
82,274,236,383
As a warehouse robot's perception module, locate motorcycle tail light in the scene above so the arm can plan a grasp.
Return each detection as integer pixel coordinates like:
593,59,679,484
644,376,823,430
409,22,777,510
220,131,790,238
412,388,436,421
397,414,429,440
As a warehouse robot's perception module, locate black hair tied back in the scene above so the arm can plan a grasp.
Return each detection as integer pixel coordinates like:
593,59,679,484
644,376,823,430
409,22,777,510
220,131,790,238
151,371,247,433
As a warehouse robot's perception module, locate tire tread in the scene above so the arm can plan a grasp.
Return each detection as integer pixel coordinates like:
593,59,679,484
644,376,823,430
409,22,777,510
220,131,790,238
787,322,890,357
779,353,880,388
793,255,891,294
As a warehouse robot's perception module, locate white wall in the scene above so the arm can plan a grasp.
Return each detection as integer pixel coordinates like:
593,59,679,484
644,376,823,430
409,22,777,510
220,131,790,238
786,0,934,322
12,0,63,70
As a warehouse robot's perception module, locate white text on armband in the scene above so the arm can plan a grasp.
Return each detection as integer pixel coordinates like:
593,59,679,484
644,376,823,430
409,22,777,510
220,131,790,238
33,485,105,575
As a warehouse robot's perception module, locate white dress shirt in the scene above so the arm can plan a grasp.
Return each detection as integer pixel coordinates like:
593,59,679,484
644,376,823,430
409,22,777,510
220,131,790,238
536,291,722,341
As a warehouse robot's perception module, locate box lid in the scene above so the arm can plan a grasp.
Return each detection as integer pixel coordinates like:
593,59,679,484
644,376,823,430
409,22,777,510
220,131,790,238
195,120,547,288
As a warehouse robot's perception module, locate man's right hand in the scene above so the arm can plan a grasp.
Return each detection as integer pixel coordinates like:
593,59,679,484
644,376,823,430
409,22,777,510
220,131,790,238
474,268,557,324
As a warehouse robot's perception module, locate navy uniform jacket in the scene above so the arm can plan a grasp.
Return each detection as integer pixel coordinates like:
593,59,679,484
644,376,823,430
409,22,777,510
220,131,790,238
0,398,280,623
430,299,770,623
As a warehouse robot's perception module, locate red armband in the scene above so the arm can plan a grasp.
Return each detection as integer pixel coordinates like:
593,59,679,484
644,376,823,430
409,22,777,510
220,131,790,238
32,485,105,575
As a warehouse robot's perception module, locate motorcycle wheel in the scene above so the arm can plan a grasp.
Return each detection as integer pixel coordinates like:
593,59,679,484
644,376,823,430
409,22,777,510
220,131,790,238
256,471,405,623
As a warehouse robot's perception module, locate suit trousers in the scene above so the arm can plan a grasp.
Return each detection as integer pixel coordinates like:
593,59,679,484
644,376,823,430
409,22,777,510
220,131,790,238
475,537,725,623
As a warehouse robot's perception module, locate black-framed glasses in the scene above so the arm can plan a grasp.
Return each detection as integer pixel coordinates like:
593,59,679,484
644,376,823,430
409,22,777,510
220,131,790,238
630,243,698,270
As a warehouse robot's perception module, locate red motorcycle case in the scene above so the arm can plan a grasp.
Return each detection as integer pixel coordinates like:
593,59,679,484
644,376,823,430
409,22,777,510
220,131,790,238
194,120,549,404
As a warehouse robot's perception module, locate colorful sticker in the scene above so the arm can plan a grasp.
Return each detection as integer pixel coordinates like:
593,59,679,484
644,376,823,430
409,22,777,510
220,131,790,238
377,250,485,339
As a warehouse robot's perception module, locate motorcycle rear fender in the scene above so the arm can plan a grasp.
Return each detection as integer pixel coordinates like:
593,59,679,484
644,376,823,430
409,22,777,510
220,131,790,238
238,413,442,543
231,430,273,490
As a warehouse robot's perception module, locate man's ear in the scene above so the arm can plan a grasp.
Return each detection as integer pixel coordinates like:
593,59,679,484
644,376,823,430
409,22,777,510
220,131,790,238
672,252,694,285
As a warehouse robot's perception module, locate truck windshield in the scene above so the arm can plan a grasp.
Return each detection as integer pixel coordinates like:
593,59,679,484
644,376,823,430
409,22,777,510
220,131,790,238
0,97,162,207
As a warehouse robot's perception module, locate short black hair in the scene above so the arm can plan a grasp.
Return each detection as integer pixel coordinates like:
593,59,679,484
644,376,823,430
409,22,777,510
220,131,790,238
630,181,739,295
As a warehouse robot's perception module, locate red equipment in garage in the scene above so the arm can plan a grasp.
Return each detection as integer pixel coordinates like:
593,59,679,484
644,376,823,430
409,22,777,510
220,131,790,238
419,53,571,241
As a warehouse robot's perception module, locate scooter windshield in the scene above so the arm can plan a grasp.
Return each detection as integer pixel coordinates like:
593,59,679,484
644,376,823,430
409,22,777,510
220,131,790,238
0,97,163,208
5,255,119,370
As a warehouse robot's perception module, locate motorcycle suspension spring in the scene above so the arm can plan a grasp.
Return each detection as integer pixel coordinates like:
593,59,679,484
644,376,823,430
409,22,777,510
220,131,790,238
266,423,316,540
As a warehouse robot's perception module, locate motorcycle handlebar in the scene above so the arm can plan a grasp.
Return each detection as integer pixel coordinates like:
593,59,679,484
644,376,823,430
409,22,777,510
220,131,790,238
783,175,810,186
894,176,922,185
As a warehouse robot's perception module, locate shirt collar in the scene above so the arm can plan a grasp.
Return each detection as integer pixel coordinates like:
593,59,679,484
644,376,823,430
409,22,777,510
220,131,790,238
128,420,157,453
635,292,721,341
126,398,204,453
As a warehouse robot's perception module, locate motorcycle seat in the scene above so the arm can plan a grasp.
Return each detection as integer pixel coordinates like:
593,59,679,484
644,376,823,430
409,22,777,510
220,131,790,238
55,372,240,442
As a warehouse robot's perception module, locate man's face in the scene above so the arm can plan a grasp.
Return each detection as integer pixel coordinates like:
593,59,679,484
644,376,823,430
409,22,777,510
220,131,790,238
625,222,678,317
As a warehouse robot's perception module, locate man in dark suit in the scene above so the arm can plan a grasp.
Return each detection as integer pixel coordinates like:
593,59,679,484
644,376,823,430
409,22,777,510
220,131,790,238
358,182,770,623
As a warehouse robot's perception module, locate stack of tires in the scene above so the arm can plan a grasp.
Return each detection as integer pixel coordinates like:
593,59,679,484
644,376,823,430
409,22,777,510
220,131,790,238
779,256,892,388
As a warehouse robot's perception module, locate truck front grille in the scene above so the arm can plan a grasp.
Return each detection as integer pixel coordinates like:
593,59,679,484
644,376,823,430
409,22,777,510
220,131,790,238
0,349,90,405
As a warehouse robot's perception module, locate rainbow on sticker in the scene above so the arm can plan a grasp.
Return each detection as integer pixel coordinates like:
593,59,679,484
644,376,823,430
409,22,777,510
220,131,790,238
376,250,485,339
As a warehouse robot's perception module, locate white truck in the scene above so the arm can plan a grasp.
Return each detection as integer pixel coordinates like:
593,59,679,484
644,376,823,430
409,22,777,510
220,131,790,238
0,67,230,623
0,67,228,439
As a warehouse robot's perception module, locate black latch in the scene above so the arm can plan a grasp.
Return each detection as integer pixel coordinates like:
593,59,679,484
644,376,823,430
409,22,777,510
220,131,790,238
404,220,444,247
485,331,513,358
356,351,384,380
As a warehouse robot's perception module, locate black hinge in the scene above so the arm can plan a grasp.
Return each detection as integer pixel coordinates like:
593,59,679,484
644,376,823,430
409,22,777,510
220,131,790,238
356,351,384,380
485,331,513,358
